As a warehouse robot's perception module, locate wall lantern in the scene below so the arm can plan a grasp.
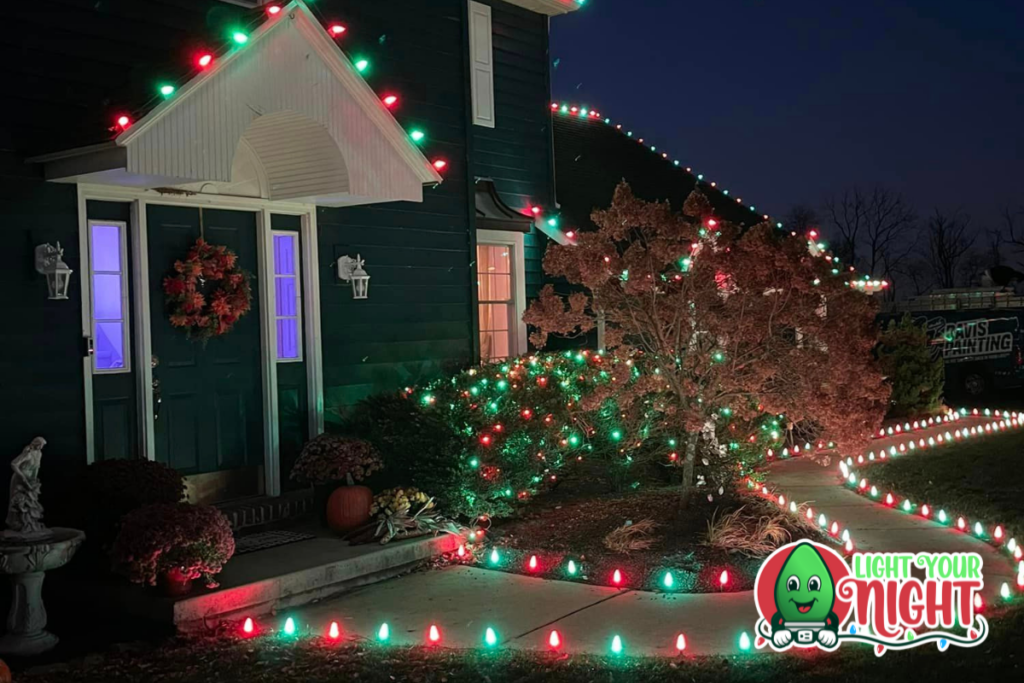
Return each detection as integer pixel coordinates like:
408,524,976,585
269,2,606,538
337,254,370,300
35,242,73,300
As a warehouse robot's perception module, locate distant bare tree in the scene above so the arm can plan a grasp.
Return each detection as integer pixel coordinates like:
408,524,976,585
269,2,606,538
898,258,933,296
925,209,977,289
782,204,821,234
1002,207,1024,264
824,189,867,267
986,229,1005,267
823,187,916,295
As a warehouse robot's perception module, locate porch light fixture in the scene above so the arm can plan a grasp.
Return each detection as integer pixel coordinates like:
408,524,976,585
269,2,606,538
337,254,370,300
35,242,73,300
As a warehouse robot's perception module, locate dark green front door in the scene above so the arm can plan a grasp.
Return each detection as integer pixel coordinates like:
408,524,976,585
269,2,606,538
147,205,264,490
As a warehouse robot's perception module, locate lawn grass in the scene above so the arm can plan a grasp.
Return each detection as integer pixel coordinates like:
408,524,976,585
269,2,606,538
868,428,1024,528
17,605,1024,683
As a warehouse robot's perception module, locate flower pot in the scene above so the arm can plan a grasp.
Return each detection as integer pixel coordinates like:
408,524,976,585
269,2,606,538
325,485,373,533
160,567,194,597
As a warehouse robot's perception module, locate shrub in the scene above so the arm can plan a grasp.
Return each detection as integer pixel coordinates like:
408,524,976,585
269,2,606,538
112,503,235,588
878,315,944,418
340,393,471,515
59,459,186,554
290,435,382,485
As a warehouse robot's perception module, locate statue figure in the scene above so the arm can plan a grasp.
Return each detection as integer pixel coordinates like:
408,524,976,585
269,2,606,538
3,438,48,540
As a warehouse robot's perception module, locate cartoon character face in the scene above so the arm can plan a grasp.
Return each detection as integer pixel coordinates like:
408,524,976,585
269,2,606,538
773,542,835,622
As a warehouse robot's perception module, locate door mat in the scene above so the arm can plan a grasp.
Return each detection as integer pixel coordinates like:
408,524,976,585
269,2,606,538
234,530,316,555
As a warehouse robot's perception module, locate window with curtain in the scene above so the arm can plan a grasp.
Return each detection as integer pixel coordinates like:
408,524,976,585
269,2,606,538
273,232,302,361
89,221,130,373
477,244,514,361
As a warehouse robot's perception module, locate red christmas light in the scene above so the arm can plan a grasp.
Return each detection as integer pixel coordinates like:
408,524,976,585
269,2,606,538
528,555,538,571
382,94,399,108
328,621,341,640
480,434,492,446
530,205,542,215
427,624,441,644
266,4,282,16
197,53,213,68
242,617,255,635
566,230,576,239
432,159,448,171
116,115,132,130
456,544,466,557
675,633,686,653
719,570,729,587
521,408,533,419
548,629,562,650
329,24,347,37
612,569,623,585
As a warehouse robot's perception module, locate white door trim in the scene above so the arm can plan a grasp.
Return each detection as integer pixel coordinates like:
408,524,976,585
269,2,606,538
130,200,156,461
257,209,281,497
301,210,325,436
76,187,95,464
77,184,325,496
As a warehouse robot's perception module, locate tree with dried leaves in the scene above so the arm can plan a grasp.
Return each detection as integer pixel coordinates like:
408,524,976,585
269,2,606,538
525,183,890,507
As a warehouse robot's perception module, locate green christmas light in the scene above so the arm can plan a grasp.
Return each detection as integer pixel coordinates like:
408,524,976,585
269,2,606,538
232,31,249,44
610,634,624,654
283,617,296,636
377,623,390,641
712,352,725,363
739,632,751,651
611,429,622,441
662,571,674,589
355,58,370,73
567,559,577,576
484,627,499,647
469,457,479,468
489,548,500,565
410,129,426,143
158,84,175,97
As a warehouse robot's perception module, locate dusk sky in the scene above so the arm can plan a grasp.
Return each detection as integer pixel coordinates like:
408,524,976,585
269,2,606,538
550,0,1023,236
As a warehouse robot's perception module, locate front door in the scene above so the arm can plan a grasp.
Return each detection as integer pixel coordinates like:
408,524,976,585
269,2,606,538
147,205,264,501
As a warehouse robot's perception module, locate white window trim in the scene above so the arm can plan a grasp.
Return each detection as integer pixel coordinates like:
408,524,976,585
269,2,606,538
468,1,496,128
272,230,304,363
87,219,132,375
477,229,527,359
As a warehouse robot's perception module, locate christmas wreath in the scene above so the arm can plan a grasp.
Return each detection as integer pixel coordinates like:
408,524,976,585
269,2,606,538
163,238,252,341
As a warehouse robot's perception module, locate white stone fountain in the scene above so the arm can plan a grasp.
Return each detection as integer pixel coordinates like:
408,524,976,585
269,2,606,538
0,437,84,656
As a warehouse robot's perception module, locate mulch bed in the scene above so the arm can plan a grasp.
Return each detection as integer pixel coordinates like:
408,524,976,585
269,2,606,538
485,486,827,593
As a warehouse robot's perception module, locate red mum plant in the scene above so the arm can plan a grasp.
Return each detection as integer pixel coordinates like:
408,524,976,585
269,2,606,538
112,503,235,588
291,435,383,486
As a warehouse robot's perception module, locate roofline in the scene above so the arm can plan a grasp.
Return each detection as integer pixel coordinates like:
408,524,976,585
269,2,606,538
26,142,118,164
503,0,584,16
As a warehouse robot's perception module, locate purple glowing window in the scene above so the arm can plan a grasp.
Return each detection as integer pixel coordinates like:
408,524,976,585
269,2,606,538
273,233,302,361
90,222,128,372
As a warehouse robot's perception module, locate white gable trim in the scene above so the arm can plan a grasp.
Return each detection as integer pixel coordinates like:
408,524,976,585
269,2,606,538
117,1,439,187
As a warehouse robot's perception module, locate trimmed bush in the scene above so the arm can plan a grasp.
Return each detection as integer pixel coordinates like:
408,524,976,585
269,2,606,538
878,315,944,417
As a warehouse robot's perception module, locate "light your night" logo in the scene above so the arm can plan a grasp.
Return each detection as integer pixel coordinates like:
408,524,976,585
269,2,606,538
753,541,988,655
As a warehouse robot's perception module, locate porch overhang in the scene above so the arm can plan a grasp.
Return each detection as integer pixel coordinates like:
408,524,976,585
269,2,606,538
503,0,585,16
28,1,441,207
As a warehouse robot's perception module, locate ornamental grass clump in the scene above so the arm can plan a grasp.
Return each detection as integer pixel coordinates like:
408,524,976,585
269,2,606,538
290,435,383,485
112,503,235,588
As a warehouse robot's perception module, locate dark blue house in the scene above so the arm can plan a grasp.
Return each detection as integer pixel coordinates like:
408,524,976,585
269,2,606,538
1,0,584,503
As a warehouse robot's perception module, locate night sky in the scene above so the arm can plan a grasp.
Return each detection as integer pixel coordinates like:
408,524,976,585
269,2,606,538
550,0,1023,235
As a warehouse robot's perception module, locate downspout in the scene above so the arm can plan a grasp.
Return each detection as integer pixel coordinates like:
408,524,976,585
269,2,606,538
461,0,482,363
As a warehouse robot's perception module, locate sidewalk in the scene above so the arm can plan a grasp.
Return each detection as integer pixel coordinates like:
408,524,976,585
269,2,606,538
277,417,1017,656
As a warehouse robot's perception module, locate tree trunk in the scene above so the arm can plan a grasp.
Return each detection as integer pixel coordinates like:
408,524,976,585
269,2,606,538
680,432,698,509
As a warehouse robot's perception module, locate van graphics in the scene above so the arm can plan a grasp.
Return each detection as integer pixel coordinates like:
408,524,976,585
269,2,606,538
924,317,1017,364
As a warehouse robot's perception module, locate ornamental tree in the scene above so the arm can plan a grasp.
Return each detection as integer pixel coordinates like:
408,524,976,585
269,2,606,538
525,183,890,507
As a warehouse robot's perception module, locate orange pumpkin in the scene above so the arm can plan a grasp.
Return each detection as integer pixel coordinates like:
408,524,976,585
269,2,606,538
325,485,373,533
0,658,10,683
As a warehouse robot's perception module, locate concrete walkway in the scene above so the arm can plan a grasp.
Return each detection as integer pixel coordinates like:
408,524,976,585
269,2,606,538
277,416,1018,657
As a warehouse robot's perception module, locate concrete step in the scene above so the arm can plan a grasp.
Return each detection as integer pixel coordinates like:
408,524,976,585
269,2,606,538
172,532,463,631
